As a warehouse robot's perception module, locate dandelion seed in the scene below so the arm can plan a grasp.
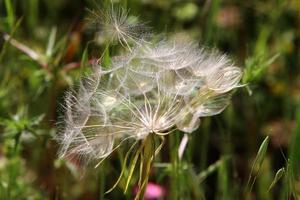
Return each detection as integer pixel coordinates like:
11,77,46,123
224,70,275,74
58,39,242,163
58,36,242,198
207,66,242,93
87,5,149,50
58,7,242,198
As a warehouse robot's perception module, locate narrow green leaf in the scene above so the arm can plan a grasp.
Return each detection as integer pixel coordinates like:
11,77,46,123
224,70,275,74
268,168,285,191
265,53,280,66
203,0,220,44
80,47,89,69
256,136,269,166
245,136,269,195
102,44,111,69
289,106,300,179
124,149,140,193
53,35,68,66
0,17,23,62
105,141,138,194
198,157,227,182
4,0,15,30
46,27,57,58
28,0,39,29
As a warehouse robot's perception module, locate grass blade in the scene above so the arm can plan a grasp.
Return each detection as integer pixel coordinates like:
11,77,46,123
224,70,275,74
198,156,229,182
268,167,285,191
245,136,269,195
4,0,15,30
46,27,57,58
289,107,300,179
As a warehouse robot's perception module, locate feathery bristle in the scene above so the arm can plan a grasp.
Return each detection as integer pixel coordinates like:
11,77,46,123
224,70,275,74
58,6,242,164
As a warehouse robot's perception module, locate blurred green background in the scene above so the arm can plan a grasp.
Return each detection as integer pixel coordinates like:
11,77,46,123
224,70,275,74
0,0,300,199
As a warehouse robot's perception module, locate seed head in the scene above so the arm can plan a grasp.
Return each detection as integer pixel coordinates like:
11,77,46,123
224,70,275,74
87,5,149,50
57,38,242,163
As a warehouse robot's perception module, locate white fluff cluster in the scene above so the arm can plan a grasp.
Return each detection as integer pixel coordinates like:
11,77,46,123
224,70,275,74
57,6,242,163
87,6,148,50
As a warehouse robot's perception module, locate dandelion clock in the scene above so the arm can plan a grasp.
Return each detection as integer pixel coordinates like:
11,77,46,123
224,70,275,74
57,5,242,200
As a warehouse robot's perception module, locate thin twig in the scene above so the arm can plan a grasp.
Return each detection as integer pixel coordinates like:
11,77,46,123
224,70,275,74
3,33,48,69
61,59,97,72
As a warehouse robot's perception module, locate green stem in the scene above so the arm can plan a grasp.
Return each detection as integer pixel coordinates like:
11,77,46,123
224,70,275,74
4,0,15,30
169,132,181,199
99,162,106,200
135,134,155,200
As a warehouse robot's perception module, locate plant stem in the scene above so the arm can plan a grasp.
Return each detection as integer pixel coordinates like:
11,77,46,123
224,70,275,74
135,133,155,200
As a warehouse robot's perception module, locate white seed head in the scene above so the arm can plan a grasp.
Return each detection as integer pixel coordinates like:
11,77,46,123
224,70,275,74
87,5,149,50
59,10,242,164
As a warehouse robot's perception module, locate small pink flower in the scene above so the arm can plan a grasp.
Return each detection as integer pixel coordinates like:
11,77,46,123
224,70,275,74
134,182,165,200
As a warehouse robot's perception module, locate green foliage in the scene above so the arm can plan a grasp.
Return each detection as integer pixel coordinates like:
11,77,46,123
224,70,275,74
0,109,45,200
243,53,280,84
